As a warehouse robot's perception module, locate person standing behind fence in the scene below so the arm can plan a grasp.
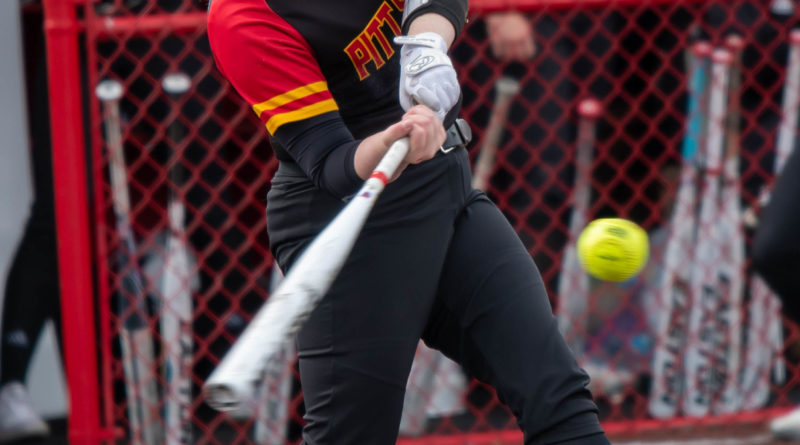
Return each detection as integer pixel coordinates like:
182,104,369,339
0,3,62,442
485,10,536,62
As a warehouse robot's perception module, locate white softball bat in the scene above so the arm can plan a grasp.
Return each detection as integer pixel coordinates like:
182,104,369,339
204,138,410,411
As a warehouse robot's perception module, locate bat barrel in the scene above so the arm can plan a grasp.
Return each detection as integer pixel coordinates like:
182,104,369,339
161,72,192,231
495,76,521,96
649,41,715,419
472,77,520,191
204,139,410,412
682,42,712,162
705,48,733,173
576,98,600,169
555,97,600,356
681,46,734,418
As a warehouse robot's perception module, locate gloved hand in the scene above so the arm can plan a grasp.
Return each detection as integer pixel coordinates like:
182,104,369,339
394,32,460,120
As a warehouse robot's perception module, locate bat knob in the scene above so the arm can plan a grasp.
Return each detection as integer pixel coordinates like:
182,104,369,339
743,207,759,229
791,29,800,45
578,99,601,119
712,48,734,65
95,79,123,102
162,72,192,96
691,41,713,57
204,384,241,412
771,0,795,16
495,76,521,96
725,34,745,53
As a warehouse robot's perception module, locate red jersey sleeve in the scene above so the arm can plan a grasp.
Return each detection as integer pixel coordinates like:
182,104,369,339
207,0,339,135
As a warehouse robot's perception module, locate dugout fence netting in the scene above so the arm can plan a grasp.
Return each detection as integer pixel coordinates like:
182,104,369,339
43,0,800,443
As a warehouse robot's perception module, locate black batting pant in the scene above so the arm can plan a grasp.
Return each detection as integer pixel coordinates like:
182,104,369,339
267,149,604,445
0,36,62,386
0,211,61,386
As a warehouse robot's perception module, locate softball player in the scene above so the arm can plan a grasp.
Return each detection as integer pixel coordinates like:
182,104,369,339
207,0,608,443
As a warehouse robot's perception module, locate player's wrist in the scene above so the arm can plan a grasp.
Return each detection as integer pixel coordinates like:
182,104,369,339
395,31,449,54
354,123,409,179
406,15,455,47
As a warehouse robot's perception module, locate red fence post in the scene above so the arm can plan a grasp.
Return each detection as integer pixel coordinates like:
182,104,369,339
42,0,108,443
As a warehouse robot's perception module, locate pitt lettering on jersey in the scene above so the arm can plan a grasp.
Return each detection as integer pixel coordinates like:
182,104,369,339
345,0,404,80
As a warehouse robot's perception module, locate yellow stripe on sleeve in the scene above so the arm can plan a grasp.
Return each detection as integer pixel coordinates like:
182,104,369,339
252,81,330,118
265,99,339,134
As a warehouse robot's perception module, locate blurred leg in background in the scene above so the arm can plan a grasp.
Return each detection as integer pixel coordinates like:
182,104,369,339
0,3,62,442
0,192,61,443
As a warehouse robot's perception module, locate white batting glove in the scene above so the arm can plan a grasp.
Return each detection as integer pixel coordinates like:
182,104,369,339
394,32,460,120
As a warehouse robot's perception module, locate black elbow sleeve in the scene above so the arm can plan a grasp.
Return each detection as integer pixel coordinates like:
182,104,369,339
317,140,362,199
402,0,469,37
272,113,363,200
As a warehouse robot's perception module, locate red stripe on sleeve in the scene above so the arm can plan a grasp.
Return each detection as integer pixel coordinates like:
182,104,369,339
207,0,332,131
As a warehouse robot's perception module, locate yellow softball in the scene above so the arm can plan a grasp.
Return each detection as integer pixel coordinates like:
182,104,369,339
577,218,650,282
